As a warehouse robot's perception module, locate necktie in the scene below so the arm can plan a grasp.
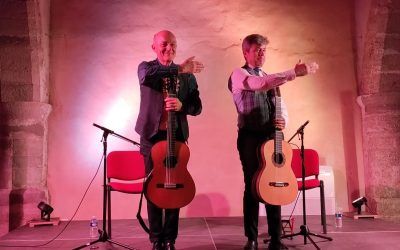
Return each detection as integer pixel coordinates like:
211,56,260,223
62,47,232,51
254,67,261,76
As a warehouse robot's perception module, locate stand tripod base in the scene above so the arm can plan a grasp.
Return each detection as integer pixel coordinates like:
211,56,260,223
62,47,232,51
72,230,137,250
275,225,332,250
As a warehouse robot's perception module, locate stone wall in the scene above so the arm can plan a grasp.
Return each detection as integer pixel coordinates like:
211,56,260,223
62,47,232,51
358,0,400,218
0,0,399,237
0,0,51,236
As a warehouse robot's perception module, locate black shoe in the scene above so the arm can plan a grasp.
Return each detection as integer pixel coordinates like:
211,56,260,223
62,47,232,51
244,240,258,250
268,240,288,250
165,241,176,250
152,241,164,250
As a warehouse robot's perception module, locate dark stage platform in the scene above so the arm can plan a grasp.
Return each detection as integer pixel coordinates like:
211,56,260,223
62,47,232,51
0,215,399,249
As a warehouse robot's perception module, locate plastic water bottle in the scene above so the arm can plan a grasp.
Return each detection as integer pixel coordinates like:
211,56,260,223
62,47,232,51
335,208,343,228
89,216,98,238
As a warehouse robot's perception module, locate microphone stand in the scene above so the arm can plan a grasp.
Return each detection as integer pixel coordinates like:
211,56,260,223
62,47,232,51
281,120,332,249
73,123,140,250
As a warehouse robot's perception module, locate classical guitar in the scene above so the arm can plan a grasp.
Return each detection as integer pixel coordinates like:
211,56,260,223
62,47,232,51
253,62,319,205
252,91,298,206
145,75,196,209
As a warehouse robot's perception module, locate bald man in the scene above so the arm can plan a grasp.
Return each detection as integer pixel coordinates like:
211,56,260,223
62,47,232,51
135,30,204,250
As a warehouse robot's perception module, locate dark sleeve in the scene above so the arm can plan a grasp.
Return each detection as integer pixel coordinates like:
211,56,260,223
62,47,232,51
137,61,179,88
181,74,202,116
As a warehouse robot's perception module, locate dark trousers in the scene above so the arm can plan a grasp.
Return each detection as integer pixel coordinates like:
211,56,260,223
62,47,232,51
144,154,179,243
142,130,184,243
237,129,282,242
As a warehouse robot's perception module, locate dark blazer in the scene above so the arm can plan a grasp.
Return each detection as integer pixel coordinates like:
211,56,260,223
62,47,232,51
135,59,202,154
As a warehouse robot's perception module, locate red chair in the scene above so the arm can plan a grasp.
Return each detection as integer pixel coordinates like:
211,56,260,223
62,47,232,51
291,149,327,234
106,151,146,238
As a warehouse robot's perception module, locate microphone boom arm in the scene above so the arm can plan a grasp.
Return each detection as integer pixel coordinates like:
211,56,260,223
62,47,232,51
93,123,140,147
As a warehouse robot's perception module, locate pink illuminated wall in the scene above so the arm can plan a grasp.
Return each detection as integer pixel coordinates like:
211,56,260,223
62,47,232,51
48,0,361,220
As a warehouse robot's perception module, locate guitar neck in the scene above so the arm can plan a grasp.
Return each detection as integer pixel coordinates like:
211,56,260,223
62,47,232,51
162,75,178,162
167,103,176,159
274,96,283,154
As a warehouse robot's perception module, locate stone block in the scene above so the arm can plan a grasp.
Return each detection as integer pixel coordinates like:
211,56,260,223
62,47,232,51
367,169,400,197
0,0,27,19
1,84,34,102
13,137,43,157
379,73,400,92
368,148,400,168
386,11,400,34
0,18,29,38
364,134,400,150
0,102,52,126
0,189,11,237
360,92,400,114
17,125,45,137
376,198,400,217
384,35,400,52
0,43,32,84
0,137,13,189
364,113,400,133
381,54,400,71
12,156,44,187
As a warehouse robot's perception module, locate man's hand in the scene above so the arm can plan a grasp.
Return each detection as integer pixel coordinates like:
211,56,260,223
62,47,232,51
295,60,319,76
274,118,286,130
165,97,182,111
179,56,204,74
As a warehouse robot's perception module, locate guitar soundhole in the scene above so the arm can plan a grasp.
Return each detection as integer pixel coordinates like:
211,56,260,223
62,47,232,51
272,153,284,165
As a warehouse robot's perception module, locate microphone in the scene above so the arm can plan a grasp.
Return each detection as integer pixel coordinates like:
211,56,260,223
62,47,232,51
93,123,114,134
297,120,309,132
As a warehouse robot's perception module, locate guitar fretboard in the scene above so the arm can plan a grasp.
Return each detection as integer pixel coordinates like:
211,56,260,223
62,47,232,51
162,75,178,171
274,96,283,157
167,93,177,164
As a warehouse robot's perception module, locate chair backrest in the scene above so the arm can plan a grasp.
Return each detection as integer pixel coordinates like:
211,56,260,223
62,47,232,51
107,151,146,181
291,149,319,178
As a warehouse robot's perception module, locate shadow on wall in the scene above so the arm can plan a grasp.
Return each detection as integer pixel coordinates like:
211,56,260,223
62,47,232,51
340,91,361,209
186,193,230,217
0,105,11,236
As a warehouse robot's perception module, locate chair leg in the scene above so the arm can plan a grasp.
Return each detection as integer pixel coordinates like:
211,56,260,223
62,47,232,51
107,185,112,238
320,180,327,234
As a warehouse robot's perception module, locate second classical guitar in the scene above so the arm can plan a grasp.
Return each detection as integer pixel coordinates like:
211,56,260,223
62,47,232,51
145,75,196,209
253,93,298,206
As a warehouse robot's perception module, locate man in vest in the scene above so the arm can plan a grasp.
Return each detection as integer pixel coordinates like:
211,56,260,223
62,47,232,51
228,34,317,250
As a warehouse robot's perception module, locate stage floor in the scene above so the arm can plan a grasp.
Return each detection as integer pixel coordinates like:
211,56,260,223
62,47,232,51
0,215,399,249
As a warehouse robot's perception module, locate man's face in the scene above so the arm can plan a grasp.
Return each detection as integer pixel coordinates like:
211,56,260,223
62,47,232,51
244,43,266,68
152,31,177,65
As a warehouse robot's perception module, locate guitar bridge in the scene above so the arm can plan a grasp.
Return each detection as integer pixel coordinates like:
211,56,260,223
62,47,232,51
156,183,184,189
269,182,289,187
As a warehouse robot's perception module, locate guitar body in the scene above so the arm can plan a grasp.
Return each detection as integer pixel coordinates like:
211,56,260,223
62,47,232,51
145,140,196,209
253,139,298,205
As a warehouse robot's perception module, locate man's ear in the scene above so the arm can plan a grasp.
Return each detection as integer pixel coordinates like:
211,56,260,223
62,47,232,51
151,44,155,51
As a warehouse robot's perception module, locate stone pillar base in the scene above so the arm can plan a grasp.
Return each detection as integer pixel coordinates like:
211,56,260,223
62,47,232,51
9,188,47,230
376,198,400,220
0,189,11,236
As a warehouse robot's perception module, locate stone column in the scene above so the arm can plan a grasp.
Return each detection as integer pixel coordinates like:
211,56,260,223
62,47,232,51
357,0,400,219
0,102,51,231
0,0,51,235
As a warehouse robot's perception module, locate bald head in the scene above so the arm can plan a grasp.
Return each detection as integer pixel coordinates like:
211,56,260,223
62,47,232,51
153,30,175,43
152,30,177,65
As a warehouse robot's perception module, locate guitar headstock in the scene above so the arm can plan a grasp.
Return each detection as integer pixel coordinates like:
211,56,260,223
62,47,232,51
162,75,178,95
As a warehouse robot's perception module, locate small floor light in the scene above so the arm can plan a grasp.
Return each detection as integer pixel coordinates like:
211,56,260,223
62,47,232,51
37,201,54,221
352,196,367,214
